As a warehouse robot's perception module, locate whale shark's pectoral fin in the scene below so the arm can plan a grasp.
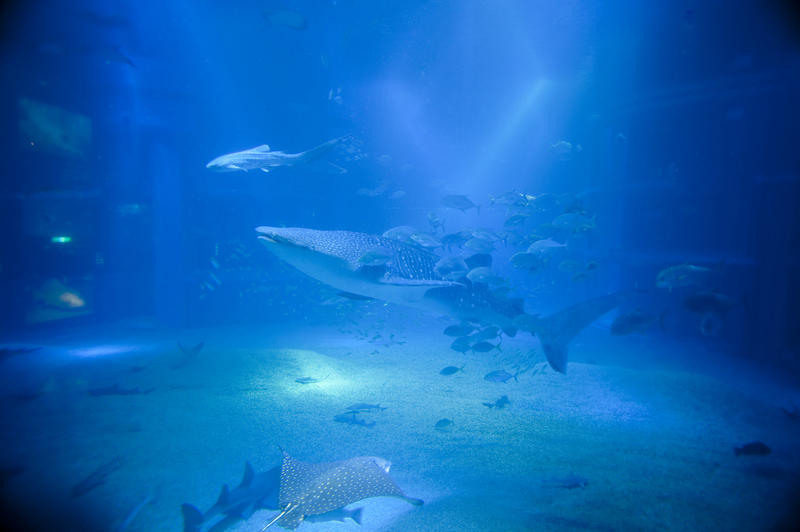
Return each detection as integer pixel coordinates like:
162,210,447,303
337,291,374,301
378,277,461,288
229,164,243,170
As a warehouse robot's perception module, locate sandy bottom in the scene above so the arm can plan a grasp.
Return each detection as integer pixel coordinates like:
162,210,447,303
1,316,799,531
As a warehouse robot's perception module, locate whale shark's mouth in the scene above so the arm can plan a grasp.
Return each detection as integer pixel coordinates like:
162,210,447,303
255,227,307,248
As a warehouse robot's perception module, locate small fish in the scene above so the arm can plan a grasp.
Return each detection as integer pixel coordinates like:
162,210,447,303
557,259,582,273
542,473,589,489
434,256,468,280
551,140,582,160
427,211,445,232
471,341,501,353
434,418,453,431
504,214,529,227
510,252,543,271
466,267,493,284
443,324,476,337
484,370,518,383
88,384,155,396
450,336,473,354
482,395,510,409
345,403,386,413
472,326,500,342
734,441,771,456
382,226,416,243
333,412,375,427
439,365,464,376
441,231,472,250
71,456,125,498
464,253,492,270
358,247,393,266
410,232,442,248
527,238,567,254
441,194,479,213
295,377,321,384
464,237,494,253
656,264,711,291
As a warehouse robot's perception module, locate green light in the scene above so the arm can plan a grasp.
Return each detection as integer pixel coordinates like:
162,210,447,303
51,236,72,244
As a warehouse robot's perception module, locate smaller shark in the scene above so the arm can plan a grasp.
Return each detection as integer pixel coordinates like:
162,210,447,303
206,137,347,173
182,462,280,532
182,462,363,532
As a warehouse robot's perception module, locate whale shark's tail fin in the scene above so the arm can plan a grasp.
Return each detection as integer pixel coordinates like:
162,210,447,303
518,293,624,374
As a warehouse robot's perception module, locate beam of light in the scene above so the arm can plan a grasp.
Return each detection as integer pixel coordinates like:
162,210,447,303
50,236,72,243
467,78,549,187
68,344,140,358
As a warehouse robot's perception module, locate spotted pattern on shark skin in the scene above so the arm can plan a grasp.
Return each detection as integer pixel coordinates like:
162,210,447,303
256,227,454,284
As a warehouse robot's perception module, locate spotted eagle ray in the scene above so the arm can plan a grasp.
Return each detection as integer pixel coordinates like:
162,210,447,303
261,451,423,530
256,226,620,373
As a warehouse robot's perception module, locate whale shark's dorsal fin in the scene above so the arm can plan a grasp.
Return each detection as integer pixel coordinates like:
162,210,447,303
252,144,271,152
241,461,255,488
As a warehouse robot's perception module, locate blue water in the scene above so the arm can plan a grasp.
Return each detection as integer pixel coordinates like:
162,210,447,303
1,1,799,531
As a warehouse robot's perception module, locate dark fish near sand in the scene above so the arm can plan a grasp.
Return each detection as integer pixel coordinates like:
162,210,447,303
443,324,476,337
471,341,501,353
450,336,473,353
295,375,328,384
734,441,771,456
542,473,589,489
333,412,375,427
439,365,464,376
345,403,386,413
434,418,453,431
482,395,510,409
71,455,124,498
484,370,518,383
88,384,155,396
472,326,500,342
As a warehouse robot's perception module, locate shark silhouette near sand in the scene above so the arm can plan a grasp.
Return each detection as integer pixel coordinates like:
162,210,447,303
256,226,620,373
261,451,423,530
182,462,363,532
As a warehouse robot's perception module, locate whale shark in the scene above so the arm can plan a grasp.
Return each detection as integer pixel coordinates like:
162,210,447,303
206,137,346,173
256,226,524,333
256,226,620,373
